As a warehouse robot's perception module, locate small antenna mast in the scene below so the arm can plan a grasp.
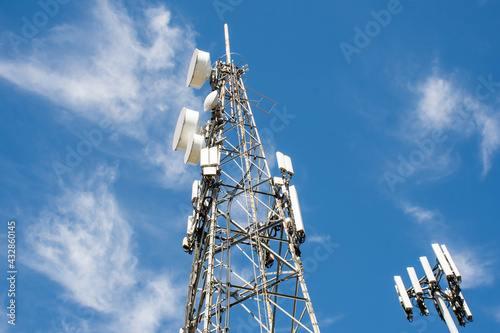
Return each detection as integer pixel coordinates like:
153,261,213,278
224,23,231,64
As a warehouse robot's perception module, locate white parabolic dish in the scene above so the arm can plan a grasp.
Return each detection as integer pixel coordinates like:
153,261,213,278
187,49,212,89
173,107,200,151
203,90,218,111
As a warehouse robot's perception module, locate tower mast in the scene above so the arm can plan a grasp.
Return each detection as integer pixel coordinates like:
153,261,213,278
176,24,321,333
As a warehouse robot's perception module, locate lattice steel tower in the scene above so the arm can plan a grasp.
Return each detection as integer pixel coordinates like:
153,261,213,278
174,24,320,333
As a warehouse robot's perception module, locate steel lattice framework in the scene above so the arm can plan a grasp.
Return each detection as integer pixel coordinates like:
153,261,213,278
178,25,321,333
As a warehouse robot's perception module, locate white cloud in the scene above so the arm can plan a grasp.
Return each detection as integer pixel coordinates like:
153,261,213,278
320,314,345,327
403,72,500,177
308,234,332,244
0,1,196,127
417,76,461,129
476,112,500,175
450,247,494,289
143,140,198,189
25,166,184,332
401,202,438,223
0,0,200,188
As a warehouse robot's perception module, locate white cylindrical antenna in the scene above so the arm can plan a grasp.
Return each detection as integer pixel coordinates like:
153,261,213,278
419,256,437,286
434,290,459,333
224,23,231,64
432,243,454,278
441,244,462,282
407,267,423,296
394,276,413,312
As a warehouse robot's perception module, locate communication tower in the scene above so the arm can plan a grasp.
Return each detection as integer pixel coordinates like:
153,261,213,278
173,24,321,333
394,244,474,333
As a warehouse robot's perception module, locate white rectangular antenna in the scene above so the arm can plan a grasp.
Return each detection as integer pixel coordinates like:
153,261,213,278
284,155,294,175
209,146,220,166
187,215,195,236
276,151,286,172
200,147,210,167
191,180,200,202
288,185,305,238
432,243,454,278
407,267,423,296
419,256,437,286
460,292,473,321
394,276,413,311
441,244,462,282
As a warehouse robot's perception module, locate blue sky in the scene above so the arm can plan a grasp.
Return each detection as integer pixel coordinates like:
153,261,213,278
0,0,499,332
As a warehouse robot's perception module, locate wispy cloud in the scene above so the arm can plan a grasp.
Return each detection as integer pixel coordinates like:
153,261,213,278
417,76,462,129
401,202,439,224
0,0,200,188
400,70,500,178
25,165,184,332
476,112,500,175
0,1,196,127
450,247,495,289
308,234,332,244
320,314,345,327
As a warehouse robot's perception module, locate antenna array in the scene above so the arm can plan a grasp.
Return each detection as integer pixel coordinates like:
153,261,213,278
394,244,474,333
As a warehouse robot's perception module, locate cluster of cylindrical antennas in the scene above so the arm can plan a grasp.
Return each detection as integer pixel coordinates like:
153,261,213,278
394,244,474,332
